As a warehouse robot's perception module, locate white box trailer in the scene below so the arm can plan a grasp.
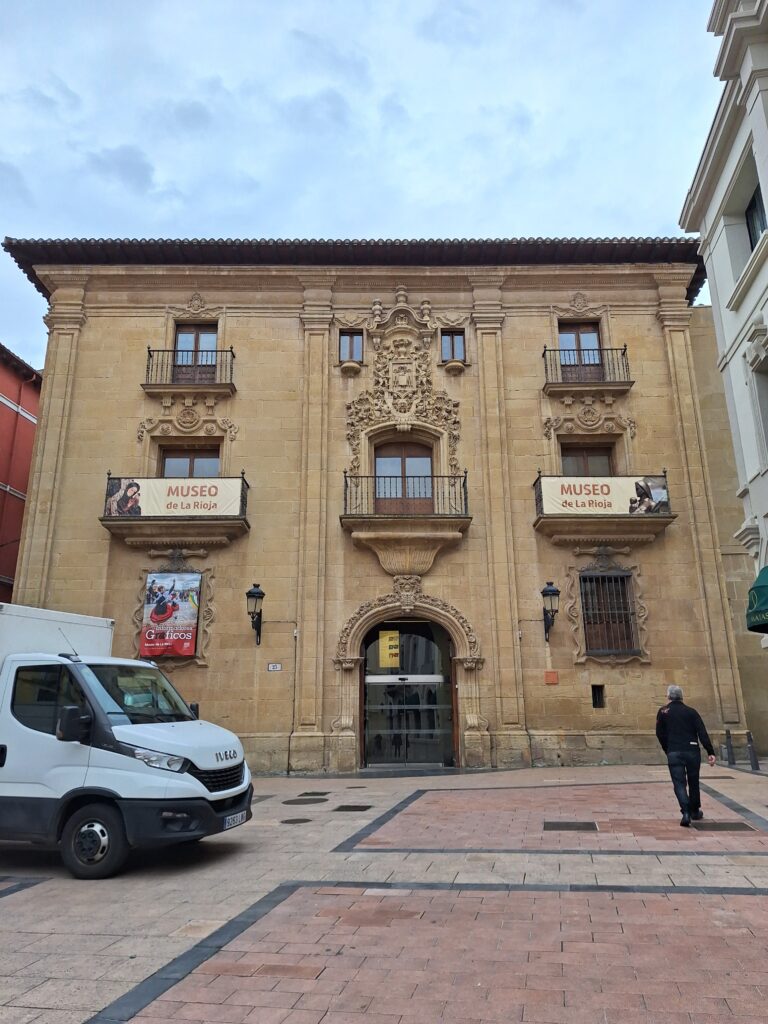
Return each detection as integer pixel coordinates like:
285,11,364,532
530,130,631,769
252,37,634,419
0,603,115,658
0,603,252,879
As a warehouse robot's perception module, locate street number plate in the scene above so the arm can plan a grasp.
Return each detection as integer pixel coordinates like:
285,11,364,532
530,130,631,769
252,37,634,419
223,810,247,830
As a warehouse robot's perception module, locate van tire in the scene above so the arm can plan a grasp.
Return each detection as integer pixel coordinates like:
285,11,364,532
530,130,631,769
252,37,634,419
60,803,130,879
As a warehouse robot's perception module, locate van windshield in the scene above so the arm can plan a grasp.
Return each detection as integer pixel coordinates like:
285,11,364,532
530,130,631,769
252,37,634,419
79,664,194,724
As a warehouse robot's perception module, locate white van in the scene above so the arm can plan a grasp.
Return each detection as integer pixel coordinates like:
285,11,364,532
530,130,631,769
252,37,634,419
0,604,252,878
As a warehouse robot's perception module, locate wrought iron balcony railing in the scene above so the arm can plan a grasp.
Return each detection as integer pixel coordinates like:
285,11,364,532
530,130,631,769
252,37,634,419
144,348,236,390
343,472,469,516
102,474,249,519
542,346,632,388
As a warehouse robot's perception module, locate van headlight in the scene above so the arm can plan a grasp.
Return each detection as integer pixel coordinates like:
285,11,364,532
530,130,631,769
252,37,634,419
120,744,188,772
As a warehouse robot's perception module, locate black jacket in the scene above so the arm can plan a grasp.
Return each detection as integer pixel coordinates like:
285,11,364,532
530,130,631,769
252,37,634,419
656,700,715,756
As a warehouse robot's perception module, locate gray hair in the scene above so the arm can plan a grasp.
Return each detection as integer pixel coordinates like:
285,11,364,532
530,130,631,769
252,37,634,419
667,685,684,702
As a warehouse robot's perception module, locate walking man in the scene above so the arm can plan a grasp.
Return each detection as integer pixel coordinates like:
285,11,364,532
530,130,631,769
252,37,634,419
656,685,716,826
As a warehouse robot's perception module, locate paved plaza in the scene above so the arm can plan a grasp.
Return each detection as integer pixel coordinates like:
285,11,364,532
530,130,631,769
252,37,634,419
2,765,768,1024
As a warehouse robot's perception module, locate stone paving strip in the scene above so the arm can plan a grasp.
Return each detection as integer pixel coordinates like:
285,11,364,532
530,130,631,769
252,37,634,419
0,766,766,1024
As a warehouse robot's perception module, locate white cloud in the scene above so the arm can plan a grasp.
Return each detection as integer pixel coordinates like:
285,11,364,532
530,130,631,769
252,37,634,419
0,0,720,366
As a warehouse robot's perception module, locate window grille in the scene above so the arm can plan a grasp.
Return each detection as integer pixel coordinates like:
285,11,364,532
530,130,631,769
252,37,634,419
579,571,640,656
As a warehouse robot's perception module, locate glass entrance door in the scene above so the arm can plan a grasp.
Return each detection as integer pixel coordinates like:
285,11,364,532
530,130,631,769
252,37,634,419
364,675,454,766
361,620,455,767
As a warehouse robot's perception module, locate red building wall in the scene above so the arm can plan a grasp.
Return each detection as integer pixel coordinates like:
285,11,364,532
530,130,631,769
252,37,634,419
0,344,42,603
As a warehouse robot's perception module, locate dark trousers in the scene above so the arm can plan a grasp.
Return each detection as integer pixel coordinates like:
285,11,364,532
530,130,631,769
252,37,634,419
667,750,701,814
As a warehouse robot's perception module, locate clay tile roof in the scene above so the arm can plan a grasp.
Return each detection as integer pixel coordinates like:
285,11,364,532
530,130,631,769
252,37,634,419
0,341,42,382
2,235,706,304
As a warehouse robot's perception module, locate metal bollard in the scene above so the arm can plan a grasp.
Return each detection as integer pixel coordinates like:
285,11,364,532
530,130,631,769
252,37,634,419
724,729,736,766
746,731,761,772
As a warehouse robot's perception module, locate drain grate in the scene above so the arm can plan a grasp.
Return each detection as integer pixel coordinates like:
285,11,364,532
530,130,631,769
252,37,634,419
692,821,757,832
283,797,328,805
347,785,367,788
334,804,372,812
299,791,330,796
543,821,598,832
281,818,312,825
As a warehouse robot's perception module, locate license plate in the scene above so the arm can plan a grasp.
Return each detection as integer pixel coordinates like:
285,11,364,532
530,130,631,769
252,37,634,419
223,810,247,830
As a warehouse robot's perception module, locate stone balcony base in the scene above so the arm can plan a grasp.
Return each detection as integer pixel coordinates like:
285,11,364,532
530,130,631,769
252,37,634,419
100,516,250,548
340,515,471,575
533,513,676,546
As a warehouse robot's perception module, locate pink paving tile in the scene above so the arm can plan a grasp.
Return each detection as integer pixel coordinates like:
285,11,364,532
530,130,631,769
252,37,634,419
120,885,768,1024
353,783,768,852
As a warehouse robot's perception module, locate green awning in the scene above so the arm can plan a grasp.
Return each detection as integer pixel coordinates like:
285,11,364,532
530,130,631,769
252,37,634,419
747,567,768,633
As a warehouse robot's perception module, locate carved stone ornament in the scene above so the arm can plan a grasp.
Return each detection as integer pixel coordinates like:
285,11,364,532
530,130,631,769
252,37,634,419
335,575,483,666
188,292,206,313
543,396,636,439
138,395,239,442
131,557,214,670
564,550,649,665
346,292,462,474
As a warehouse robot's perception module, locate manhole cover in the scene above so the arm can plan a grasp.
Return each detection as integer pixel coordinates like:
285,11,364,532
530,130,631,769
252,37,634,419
281,818,312,825
334,804,372,812
543,821,598,832
283,797,328,805
691,821,757,832
299,791,330,796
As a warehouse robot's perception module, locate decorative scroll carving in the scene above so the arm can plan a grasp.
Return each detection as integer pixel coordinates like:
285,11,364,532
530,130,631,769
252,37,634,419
345,294,462,474
137,395,239,444
543,396,636,439
564,549,650,665
335,579,482,665
131,556,214,669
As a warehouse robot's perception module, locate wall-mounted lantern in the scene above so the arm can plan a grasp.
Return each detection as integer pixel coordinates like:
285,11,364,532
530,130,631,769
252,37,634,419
246,583,266,645
541,581,560,642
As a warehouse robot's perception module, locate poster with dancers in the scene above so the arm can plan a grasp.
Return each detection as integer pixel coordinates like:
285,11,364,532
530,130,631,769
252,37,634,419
140,572,202,658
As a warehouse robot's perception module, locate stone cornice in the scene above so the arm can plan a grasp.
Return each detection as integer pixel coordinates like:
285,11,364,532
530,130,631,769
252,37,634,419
679,78,741,231
713,0,768,81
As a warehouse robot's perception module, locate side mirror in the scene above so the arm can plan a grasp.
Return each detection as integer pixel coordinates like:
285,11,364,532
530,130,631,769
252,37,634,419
56,705,91,743
189,702,199,720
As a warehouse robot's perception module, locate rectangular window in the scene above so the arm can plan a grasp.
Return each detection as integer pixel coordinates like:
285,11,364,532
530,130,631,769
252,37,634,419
12,666,88,735
580,572,640,656
161,448,221,478
558,322,601,365
441,331,466,363
560,445,613,477
174,325,218,366
339,331,363,363
746,185,767,251
591,685,605,709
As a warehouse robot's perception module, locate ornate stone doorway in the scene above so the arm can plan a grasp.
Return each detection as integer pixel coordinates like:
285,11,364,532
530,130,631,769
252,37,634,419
331,576,486,772
361,619,456,767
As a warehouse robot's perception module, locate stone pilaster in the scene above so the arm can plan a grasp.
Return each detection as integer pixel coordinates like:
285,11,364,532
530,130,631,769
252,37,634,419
330,656,363,772
290,276,333,770
14,281,87,606
471,276,526,731
656,275,744,725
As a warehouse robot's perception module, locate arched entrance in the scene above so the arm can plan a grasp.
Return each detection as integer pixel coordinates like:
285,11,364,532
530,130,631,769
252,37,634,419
361,618,456,767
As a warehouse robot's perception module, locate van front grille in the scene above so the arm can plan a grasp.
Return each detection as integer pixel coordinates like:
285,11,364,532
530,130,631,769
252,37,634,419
187,761,244,793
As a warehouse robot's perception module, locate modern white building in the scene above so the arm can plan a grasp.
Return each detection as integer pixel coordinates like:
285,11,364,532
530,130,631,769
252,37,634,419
681,0,768,641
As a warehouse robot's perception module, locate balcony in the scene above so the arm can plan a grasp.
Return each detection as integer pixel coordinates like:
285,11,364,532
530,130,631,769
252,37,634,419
142,348,236,395
100,474,249,547
340,473,471,575
533,472,676,545
542,346,633,396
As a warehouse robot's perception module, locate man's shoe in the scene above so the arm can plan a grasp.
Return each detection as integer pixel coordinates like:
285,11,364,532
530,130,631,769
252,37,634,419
691,810,704,821
680,812,691,827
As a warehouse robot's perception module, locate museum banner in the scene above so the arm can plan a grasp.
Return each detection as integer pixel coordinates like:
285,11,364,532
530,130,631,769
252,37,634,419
104,477,241,518
540,475,670,516
140,572,202,658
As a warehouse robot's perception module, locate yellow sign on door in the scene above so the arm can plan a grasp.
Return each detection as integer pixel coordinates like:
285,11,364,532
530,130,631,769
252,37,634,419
379,629,400,668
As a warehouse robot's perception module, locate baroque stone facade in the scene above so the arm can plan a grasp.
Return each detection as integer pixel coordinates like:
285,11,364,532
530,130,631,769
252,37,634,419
3,236,755,770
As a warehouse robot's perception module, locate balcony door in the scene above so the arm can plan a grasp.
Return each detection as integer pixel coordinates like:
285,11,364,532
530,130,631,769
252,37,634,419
374,442,433,514
558,323,604,382
174,325,218,385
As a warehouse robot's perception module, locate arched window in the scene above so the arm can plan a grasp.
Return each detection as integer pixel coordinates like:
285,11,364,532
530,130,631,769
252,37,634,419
374,441,433,513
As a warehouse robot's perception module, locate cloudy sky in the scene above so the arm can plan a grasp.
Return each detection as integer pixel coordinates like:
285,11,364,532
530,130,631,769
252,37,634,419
1,0,721,368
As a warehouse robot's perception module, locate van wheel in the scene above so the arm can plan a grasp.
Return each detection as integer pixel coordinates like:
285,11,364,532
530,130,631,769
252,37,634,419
60,804,129,880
